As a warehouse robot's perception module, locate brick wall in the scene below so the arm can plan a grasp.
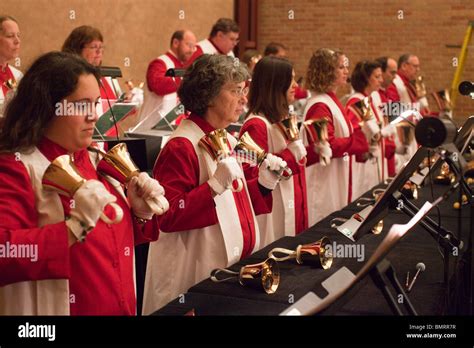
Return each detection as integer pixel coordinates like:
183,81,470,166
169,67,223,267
257,0,474,124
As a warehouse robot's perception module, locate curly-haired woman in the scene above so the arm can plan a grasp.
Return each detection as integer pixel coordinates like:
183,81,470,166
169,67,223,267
142,54,286,314
303,49,370,224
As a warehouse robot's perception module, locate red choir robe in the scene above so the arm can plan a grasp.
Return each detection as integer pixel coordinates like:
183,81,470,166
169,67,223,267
240,117,321,235
305,92,369,204
0,137,159,315
138,51,184,122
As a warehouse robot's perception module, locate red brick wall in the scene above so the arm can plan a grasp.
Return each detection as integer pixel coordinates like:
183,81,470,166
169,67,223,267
257,0,474,124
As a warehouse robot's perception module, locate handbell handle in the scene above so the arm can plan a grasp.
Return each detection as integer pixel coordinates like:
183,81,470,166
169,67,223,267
228,178,243,192
274,165,293,180
210,268,240,282
99,202,124,224
267,247,296,262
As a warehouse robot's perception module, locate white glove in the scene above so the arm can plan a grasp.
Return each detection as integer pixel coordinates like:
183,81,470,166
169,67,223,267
127,172,167,219
67,180,117,240
208,157,244,195
362,118,380,139
369,144,379,157
258,153,287,190
287,139,307,162
380,124,396,138
313,142,332,166
131,87,144,106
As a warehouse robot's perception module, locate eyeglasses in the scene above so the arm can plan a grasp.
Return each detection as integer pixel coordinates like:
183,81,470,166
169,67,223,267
228,86,249,97
84,44,105,52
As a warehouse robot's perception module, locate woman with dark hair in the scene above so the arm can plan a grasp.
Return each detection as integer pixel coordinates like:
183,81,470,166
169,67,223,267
62,25,125,112
241,56,331,244
0,15,22,117
0,51,167,315
346,60,396,197
303,49,369,224
143,54,285,314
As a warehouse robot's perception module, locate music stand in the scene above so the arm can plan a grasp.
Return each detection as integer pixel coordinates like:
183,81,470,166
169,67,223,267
281,190,457,316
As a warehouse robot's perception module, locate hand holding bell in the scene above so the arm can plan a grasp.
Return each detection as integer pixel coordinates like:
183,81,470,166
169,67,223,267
199,129,244,192
92,143,169,215
42,154,124,239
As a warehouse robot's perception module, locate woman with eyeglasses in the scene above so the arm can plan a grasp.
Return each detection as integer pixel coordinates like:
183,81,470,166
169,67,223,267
62,25,128,115
143,54,286,314
303,49,369,224
345,60,396,198
240,56,331,245
0,51,167,315
0,15,22,118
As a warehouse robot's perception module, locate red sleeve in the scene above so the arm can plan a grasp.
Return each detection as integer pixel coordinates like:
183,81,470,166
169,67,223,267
384,137,396,160
147,58,181,96
0,155,71,287
152,137,218,232
386,83,401,102
306,103,368,158
185,46,204,67
133,217,160,245
239,117,301,174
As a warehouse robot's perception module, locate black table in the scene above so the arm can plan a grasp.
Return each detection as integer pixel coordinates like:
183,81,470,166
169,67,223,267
153,181,471,316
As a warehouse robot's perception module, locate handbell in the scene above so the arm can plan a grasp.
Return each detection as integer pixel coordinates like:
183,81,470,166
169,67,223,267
303,118,329,144
233,132,292,180
414,75,427,98
276,114,300,142
432,89,452,112
303,118,330,165
42,154,123,226
210,257,280,294
4,78,17,91
93,143,169,215
350,96,375,123
276,114,307,165
396,121,415,146
268,236,333,270
199,129,243,192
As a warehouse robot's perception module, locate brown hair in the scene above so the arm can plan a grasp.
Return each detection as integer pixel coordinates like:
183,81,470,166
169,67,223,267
305,48,344,93
350,60,382,93
209,18,239,37
0,51,100,153
247,56,293,123
61,25,103,55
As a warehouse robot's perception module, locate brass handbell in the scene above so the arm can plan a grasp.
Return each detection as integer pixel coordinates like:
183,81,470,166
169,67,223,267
199,129,243,192
434,162,455,185
303,118,330,165
396,121,415,146
414,75,427,98
268,236,333,269
303,118,329,144
4,78,17,90
432,89,452,112
350,97,375,123
210,257,280,294
42,154,123,225
233,132,292,180
276,114,307,165
92,143,169,215
276,114,300,142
